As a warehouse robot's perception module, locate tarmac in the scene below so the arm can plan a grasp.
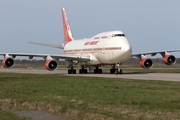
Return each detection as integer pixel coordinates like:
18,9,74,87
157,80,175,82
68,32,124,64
0,68,180,82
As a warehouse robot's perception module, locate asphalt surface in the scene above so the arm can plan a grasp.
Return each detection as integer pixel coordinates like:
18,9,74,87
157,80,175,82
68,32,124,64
71,73,180,81
0,68,180,81
15,111,69,120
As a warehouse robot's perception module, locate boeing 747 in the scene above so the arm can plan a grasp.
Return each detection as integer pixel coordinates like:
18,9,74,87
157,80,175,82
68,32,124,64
1,8,180,74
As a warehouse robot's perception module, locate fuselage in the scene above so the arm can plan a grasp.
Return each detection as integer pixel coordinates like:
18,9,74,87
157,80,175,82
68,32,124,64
63,31,132,65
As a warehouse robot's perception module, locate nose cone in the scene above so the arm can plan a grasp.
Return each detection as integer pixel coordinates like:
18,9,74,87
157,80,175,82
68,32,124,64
124,44,132,56
122,37,132,53
124,43,132,56
120,39,132,62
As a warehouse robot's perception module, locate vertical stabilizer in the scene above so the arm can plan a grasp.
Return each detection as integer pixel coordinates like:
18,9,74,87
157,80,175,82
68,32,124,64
62,8,74,46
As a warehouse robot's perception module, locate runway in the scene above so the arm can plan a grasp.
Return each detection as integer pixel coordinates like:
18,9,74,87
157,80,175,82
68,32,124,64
0,68,180,82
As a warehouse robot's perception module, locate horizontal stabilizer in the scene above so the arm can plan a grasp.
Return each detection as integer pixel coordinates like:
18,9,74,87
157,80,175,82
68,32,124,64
28,42,63,49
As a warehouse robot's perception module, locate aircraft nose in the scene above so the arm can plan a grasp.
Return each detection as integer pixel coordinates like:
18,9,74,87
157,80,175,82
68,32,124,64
123,43,132,56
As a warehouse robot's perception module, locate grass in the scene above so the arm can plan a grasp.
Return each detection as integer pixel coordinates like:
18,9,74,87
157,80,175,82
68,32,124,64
1,73,180,119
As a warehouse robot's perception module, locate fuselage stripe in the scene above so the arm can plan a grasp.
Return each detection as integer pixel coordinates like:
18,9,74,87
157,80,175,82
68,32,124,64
64,47,121,54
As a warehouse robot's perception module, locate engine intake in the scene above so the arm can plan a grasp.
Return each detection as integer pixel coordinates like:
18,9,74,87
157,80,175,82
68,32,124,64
45,60,58,71
2,57,14,68
163,55,176,65
140,58,153,69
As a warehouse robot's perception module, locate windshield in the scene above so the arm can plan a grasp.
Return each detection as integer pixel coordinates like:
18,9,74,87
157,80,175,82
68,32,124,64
112,34,125,37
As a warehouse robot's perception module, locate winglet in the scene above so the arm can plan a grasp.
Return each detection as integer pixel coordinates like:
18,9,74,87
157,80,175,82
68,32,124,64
62,8,74,46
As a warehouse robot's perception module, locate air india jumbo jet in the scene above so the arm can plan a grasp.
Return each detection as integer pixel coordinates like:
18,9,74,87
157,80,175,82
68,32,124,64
1,8,180,74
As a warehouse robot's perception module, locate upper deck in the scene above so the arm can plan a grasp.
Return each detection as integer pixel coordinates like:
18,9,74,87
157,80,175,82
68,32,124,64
92,31,126,40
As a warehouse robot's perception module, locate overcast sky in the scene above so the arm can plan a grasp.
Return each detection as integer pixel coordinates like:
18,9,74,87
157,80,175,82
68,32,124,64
0,0,180,58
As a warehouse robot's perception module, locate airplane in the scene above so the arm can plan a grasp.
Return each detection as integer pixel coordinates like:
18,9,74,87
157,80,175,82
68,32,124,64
1,8,180,74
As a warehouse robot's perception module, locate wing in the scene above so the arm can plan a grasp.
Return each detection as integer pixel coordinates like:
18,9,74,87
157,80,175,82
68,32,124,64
131,49,180,69
28,42,63,49
132,49,180,58
0,53,90,62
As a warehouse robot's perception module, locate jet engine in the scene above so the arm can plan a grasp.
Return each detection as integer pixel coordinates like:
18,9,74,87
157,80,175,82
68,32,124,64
140,58,153,69
163,54,176,65
2,57,14,68
45,60,58,71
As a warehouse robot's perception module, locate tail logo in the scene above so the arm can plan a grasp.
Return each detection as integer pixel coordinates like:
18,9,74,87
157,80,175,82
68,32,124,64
62,8,74,43
63,10,70,31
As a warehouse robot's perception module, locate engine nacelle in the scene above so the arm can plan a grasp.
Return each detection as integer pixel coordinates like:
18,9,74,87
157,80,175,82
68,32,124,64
45,60,58,71
163,54,176,65
2,57,14,68
140,58,153,69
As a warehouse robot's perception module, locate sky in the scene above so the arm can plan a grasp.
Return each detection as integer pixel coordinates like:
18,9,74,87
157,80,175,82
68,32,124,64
0,0,180,59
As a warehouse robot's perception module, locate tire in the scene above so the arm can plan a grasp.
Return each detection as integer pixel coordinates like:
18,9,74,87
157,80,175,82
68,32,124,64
98,69,102,73
119,69,122,74
79,69,83,74
110,69,113,74
116,69,119,75
68,69,72,74
73,69,76,74
84,69,88,74
110,69,115,74
94,69,97,74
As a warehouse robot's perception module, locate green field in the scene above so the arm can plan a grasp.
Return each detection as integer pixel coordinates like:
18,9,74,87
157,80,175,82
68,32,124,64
1,73,180,120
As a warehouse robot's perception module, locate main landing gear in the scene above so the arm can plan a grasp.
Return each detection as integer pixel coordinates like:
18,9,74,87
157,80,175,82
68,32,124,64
68,69,76,74
67,61,122,75
94,66,102,74
67,61,88,74
67,60,78,74
79,65,88,74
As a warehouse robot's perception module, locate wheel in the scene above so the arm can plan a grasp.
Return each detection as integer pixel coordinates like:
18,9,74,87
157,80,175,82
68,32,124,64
79,69,83,74
94,69,97,73
98,69,102,73
116,69,119,75
110,69,115,74
110,69,113,74
73,69,76,74
84,69,88,74
68,69,72,74
119,69,122,74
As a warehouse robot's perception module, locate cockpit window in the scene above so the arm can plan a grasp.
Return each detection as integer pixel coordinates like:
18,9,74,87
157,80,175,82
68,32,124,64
111,34,125,37
114,34,121,37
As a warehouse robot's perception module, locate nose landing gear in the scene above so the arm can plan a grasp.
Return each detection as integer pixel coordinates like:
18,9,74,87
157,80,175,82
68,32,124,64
110,63,122,74
110,65,116,74
116,63,122,75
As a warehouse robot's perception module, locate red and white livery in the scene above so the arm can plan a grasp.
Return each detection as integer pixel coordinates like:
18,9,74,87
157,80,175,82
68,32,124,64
1,8,180,74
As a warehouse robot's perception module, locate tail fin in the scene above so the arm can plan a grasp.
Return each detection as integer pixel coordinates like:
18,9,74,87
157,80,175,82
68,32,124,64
62,8,74,45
